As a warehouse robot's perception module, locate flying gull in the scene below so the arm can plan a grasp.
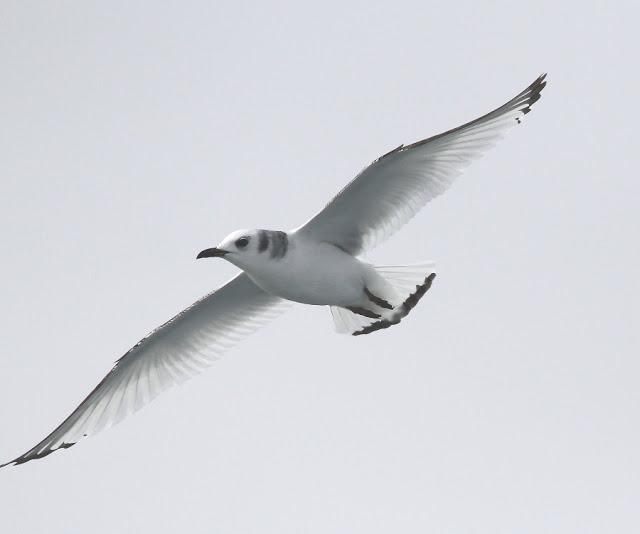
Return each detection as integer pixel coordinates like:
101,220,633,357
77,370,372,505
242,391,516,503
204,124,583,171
1,74,547,467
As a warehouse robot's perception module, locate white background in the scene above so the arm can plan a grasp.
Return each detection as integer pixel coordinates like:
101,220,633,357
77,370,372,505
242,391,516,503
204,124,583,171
1,1,637,533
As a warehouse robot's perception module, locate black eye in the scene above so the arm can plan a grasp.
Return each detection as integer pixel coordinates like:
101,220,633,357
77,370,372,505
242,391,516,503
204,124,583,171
235,237,250,249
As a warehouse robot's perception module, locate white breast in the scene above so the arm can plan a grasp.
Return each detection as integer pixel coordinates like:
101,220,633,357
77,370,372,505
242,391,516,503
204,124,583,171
244,235,366,306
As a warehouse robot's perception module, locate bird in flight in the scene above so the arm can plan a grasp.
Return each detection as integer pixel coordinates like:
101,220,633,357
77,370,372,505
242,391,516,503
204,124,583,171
2,74,547,467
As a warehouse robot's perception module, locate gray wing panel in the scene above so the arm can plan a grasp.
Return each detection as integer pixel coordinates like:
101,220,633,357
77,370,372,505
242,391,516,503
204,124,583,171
296,75,547,255
2,273,288,467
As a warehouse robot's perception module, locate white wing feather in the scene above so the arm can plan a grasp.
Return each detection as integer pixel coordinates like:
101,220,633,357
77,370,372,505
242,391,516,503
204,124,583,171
1,273,288,467
296,75,547,254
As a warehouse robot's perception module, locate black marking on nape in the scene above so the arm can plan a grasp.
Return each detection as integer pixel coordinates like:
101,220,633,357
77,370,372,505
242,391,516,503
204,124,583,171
258,230,269,253
352,273,436,336
268,231,289,259
516,117,522,124
346,306,381,319
364,287,393,309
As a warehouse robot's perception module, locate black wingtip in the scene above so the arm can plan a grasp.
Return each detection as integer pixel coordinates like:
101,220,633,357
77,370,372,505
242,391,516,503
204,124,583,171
0,441,76,469
519,73,547,117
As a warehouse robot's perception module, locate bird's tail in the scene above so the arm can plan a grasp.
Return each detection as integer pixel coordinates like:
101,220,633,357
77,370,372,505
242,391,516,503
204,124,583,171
330,262,436,336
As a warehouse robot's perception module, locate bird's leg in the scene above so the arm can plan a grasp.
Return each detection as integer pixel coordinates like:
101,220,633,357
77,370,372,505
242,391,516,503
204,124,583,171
363,287,393,310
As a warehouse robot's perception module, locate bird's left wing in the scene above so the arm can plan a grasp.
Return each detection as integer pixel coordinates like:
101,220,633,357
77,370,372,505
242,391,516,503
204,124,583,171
1,272,288,467
295,74,547,255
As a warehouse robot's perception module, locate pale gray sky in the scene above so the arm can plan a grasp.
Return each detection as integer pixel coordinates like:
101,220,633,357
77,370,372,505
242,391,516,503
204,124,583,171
1,1,638,533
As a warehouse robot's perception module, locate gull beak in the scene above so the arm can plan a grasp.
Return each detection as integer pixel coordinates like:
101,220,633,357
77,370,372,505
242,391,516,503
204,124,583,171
196,247,229,259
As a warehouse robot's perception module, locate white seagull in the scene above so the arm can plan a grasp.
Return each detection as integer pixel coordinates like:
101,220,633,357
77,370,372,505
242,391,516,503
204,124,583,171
2,74,546,467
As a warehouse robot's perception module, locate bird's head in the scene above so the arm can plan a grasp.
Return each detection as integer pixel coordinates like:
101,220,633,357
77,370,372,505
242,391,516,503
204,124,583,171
197,229,289,270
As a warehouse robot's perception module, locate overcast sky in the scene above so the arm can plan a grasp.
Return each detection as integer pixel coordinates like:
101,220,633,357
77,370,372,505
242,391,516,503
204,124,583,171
1,1,638,533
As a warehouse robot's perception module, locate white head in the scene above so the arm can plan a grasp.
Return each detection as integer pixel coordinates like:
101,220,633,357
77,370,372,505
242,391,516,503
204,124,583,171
196,229,289,270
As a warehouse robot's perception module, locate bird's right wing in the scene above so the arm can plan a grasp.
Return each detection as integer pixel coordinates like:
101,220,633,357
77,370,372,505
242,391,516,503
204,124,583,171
2,272,288,467
295,74,547,255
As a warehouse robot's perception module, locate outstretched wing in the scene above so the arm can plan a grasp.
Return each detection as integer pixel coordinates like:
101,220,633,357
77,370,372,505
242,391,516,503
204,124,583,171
295,74,547,255
1,273,288,467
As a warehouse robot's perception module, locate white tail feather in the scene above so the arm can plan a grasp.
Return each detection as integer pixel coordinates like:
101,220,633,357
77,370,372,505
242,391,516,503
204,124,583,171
330,261,436,335
374,262,436,299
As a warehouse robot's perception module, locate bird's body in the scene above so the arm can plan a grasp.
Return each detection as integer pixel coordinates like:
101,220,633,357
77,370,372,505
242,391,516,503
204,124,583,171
239,234,365,306
224,231,391,310
2,74,547,467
